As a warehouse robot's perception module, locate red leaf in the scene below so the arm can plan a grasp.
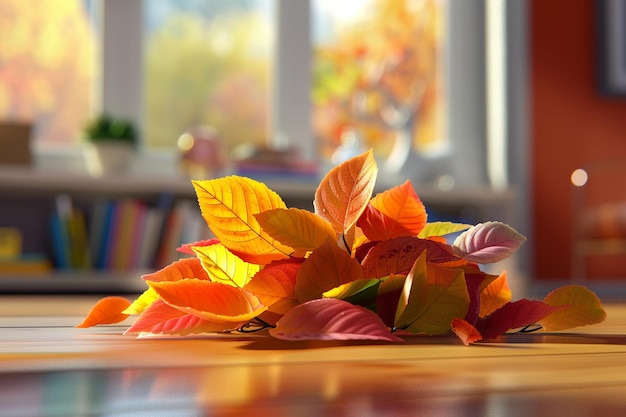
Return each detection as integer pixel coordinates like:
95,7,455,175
451,318,483,345
375,274,406,328
361,236,457,279
476,299,562,340
269,298,403,342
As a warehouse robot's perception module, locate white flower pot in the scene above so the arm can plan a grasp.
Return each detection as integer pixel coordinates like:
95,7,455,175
83,141,135,177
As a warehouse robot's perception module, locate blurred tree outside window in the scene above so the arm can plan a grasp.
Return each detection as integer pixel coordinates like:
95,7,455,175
143,0,274,153
0,0,96,148
312,0,446,163
0,0,445,166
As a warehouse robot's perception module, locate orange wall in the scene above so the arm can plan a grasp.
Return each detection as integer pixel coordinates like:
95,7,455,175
531,0,626,279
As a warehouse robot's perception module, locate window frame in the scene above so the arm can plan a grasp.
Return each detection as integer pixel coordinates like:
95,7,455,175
42,0,526,194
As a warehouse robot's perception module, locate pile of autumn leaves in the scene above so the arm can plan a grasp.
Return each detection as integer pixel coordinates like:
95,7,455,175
78,150,606,344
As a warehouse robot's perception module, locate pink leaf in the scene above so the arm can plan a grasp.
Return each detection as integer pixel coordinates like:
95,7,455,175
269,298,403,342
476,299,562,340
452,221,526,264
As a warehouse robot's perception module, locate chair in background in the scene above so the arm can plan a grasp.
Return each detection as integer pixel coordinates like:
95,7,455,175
571,161,626,282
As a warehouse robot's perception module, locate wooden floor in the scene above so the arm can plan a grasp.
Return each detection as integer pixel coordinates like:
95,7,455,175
2,296,626,416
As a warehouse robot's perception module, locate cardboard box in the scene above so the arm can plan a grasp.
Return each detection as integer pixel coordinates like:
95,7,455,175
0,122,32,166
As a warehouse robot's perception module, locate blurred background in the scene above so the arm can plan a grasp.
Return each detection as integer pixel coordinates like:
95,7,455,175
0,0,625,298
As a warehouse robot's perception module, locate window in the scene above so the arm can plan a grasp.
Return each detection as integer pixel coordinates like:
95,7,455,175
143,0,274,151
312,0,447,164
1,0,496,190
0,0,97,148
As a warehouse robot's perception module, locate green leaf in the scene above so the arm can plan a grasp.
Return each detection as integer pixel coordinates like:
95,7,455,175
323,278,381,303
395,252,470,335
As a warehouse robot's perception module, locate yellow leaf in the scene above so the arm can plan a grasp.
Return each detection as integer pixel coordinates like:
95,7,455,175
539,285,607,331
294,237,365,303
193,176,292,264
314,149,378,234
192,243,260,288
123,287,158,315
148,279,267,324
255,208,336,253
75,296,131,328
418,222,472,239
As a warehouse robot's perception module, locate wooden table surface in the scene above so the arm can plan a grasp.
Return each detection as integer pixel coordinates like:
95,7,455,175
1,295,626,416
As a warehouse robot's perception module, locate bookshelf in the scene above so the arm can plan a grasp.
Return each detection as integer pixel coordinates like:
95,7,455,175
0,165,517,294
0,166,318,294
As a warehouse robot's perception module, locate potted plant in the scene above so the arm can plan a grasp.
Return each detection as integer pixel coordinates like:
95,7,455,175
82,115,138,176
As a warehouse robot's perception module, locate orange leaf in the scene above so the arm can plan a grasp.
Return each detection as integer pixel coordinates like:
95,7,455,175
177,238,219,255
193,176,292,264
359,180,427,241
142,257,210,283
255,208,336,253
75,296,131,328
479,271,512,317
451,318,483,345
539,285,607,331
294,237,364,303
124,258,211,315
148,279,267,323
314,149,378,234
244,259,303,315
125,299,233,335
